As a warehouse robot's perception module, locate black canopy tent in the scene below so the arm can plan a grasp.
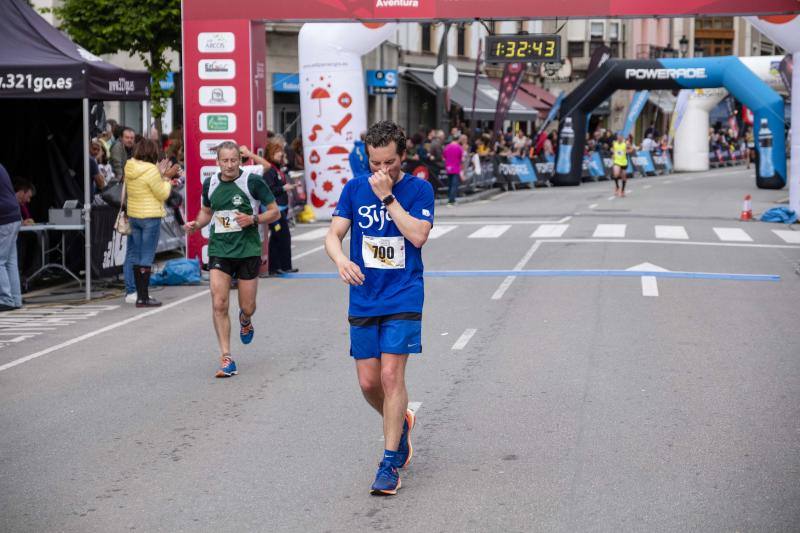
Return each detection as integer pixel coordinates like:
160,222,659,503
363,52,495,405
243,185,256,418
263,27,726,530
0,0,149,300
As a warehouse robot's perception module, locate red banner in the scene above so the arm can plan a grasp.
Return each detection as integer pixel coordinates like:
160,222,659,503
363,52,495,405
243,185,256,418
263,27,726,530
184,0,798,21
182,20,267,262
493,62,525,137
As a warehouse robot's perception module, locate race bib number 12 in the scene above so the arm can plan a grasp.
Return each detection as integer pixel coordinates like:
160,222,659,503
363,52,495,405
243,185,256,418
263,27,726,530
213,210,242,233
362,235,405,269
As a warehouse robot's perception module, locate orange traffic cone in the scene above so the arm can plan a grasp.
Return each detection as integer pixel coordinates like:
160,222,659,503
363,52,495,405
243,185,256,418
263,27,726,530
740,194,752,221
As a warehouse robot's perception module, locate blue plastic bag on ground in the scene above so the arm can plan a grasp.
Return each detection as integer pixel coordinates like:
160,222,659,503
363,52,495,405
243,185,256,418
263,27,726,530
760,206,798,224
150,258,202,286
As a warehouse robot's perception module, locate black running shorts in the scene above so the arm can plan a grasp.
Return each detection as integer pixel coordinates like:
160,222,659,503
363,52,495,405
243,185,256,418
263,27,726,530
208,256,261,280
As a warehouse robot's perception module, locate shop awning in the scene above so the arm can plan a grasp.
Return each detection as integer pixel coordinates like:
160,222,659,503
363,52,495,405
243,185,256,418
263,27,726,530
519,82,557,107
403,68,539,121
647,91,677,114
489,79,549,118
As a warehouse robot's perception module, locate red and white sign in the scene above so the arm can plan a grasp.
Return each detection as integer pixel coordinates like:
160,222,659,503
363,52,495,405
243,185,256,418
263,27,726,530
183,19,267,262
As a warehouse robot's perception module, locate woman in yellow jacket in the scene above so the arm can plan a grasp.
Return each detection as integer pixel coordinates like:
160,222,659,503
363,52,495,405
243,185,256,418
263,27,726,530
123,139,178,307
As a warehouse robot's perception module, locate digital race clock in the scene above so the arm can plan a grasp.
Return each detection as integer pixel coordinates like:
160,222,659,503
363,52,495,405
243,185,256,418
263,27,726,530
485,34,561,63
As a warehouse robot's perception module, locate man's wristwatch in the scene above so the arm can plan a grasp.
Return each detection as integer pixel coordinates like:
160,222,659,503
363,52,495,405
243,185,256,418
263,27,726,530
382,194,395,206
252,214,259,225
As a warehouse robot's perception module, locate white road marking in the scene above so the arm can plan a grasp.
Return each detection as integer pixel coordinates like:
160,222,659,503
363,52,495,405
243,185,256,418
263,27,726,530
0,305,120,349
0,290,210,373
626,262,669,272
713,227,753,242
542,238,799,250
428,225,458,239
589,203,598,209
655,225,689,240
643,184,652,189
491,276,516,300
469,225,511,239
407,401,422,414
451,328,477,350
292,245,325,260
593,224,627,238
773,229,800,244
490,192,509,201
607,195,616,201
641,276,659,297
433,217,571,225
293,227,329,241
491,241,543,300
530,224,569,238
664,180,673,184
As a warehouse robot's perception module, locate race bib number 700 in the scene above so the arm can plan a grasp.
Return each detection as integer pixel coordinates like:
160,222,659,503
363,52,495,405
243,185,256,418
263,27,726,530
362,235,405,269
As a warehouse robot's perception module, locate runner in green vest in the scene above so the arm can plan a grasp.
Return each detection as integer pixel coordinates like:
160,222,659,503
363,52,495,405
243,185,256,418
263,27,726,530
183,141,279,377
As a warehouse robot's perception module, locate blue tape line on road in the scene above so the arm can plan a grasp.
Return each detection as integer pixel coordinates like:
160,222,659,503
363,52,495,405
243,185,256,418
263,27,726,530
278,270,780,282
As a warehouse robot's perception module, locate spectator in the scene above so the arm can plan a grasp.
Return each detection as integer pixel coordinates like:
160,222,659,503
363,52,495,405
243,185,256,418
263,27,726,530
14,179,35,226
263,142,298,276
349,131,370,178
0,163,22,310
110,126,135,182
443,135,464,206
543,131,556,161
89,140,107,192
287,137,305,171
512,130,527,155
14,178,38,284
641,132,657,153
122,139,179,307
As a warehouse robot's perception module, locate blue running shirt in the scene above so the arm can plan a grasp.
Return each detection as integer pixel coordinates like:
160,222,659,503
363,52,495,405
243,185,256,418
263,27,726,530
333,173,435,317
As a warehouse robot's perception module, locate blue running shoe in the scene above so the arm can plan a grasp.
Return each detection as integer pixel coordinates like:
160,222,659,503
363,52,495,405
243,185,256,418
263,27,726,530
395,409,416,468
215,355,238,378
239,310,254,345
370,459,401,496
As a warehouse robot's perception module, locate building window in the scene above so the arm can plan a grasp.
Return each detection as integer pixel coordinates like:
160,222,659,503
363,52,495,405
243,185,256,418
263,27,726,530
696,17,733,30
589,40,605,56
568,41,585,58
457,24,467,56
610,41,621,58
590,22,604,39
421,23,434,53
609,23,619,41
694,38,732,56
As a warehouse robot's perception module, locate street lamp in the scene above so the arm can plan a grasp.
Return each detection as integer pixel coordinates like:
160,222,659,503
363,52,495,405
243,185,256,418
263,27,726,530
662,43,677,58
694,43,704,57
679,35,689,57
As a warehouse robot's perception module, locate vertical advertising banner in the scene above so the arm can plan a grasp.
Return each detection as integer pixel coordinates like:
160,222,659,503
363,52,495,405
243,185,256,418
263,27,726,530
183,20,267,262
493,62,525,138
621,90,649,139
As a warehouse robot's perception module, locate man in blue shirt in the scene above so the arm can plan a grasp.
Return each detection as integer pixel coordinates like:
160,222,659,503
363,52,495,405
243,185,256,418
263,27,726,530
326,121,434,496
348,132,370,179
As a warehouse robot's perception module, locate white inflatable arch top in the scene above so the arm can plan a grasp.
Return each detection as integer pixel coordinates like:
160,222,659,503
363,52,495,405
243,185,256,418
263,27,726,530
673,56,784,172
298,23,396,219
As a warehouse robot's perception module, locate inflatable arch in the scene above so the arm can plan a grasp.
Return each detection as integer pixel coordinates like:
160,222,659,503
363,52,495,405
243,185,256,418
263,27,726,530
673,56,785,172
298,23,396,219
553,57,786,189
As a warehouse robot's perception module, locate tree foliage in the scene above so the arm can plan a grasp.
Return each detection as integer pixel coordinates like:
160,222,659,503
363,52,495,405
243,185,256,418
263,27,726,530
53,0,181,130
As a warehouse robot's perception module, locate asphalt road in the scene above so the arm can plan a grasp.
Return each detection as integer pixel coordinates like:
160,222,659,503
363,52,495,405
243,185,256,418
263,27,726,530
1,167,799,532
